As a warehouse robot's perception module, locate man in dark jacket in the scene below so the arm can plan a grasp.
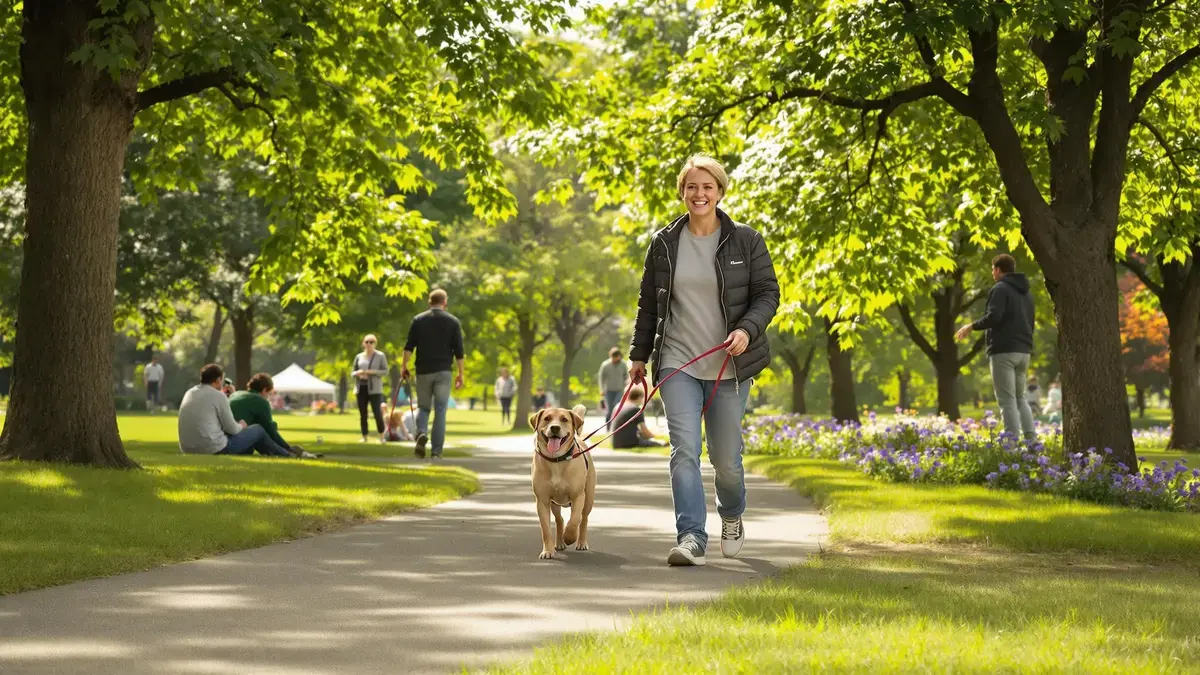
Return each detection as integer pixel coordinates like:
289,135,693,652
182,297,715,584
957,254,1037,441
401,288,466,461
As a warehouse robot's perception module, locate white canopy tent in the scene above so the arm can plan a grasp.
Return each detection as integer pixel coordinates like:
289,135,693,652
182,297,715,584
270,363,337,397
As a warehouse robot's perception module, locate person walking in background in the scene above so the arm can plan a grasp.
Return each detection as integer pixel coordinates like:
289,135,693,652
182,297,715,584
352,333,388,444
1043,376,1062,423
178,364,295,457
230,373,320,458
495,367,516,425
143,355,165,411
629,154,781,567
956,254,1037,442
401,289,465,461
598,347,629,427
1026,374,1042,414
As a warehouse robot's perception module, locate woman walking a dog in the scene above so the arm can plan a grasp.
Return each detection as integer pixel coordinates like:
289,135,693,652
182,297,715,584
628,155,780,567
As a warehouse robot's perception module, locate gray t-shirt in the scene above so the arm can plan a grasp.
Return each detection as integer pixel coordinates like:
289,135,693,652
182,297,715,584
661,226,732,380
178,384,242,454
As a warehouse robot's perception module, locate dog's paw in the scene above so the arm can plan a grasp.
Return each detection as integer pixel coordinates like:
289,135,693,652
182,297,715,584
575,540,589,551
539,550,555,560
555,540,567,551
564,524,579,546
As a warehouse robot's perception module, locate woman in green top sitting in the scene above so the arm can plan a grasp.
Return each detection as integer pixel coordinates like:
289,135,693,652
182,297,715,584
229,373,320,458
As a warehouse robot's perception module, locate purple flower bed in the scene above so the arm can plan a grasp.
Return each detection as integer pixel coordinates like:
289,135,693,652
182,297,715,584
744,411,1198,513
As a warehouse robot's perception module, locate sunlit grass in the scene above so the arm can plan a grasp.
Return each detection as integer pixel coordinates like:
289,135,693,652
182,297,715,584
0,414,482,595
493,450,1200,674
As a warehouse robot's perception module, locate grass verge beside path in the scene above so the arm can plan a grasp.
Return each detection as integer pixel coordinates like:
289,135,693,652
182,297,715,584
0,450,477,596
493,457,1200,673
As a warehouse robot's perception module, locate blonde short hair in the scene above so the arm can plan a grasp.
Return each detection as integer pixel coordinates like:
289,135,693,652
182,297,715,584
676,155,729,200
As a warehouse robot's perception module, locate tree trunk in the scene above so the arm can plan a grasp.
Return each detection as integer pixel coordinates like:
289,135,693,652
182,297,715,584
338,373,348,413
0,2,151,467
1049,244,1136,467
1166,312,1200,449
778,342,815,415
935,355,961,421
229,305,254,391
559,347,576,410
512,314,538,431
203,304,225,365
1134,385,1146,419
897,368,911,411
825,318,859,423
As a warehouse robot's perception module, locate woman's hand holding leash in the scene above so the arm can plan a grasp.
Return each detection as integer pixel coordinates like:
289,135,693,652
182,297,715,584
725,329,750,356
630,361,647,384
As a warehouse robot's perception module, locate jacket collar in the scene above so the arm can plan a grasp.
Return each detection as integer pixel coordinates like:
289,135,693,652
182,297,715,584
661,208,737,244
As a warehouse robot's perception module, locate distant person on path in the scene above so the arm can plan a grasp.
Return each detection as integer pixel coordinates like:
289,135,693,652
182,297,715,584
532,387,547,410
598,347,630,426
230,373,320,458
956,254,1037,442
401,289,465,460
352,333,388,444
178,364,294,457
495,367,517,425
1043,376,1063,424
1026,374,1042,413
144,355,165,410
629,155,781,567
609,387,666,449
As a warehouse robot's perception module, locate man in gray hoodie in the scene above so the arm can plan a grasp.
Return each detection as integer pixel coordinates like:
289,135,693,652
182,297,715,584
957,254,1037,441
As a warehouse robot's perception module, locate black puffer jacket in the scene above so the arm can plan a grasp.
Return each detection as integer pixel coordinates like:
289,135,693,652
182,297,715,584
629,209,780,383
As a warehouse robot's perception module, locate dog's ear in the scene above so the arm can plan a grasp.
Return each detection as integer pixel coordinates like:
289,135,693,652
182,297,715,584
528,409,544,430
570,409,585,432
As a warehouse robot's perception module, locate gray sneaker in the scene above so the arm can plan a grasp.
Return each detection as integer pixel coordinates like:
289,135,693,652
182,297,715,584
721,516,744,558
414,433,427,458
667,534,706,567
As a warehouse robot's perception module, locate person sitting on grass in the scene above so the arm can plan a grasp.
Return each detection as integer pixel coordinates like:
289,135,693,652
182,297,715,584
610,387,667,450
178,364,297,458
230,373,321,459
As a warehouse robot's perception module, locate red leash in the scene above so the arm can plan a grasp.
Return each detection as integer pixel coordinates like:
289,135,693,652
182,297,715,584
573,340,735,456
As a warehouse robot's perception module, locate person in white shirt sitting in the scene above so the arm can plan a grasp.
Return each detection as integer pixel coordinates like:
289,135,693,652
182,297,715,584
177,364,294,457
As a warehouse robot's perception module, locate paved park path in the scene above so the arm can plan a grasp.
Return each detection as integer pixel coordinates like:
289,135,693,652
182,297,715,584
0,417,826,674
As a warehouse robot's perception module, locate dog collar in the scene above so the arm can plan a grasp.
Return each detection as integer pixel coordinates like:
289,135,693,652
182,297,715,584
535,435,578,463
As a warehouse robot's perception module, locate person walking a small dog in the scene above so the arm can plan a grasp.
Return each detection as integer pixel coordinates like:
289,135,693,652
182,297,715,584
495,367,517,425
401,288,465,460
352,334,388,443
598,347,629,426
956,254,1037,442
629,155,780,567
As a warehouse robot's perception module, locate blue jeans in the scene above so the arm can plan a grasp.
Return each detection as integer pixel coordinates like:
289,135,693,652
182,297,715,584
416,371,452,456
658,368,751,550
990,353,1037,441
604,390,623,425
218,424,293,457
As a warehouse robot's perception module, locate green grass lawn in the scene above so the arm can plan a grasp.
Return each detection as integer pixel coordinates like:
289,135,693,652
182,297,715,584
0,410,490,596
493,456,1200,673
117,406,522,459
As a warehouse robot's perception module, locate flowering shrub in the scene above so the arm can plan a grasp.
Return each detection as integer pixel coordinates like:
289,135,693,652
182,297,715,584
744,411,1198,513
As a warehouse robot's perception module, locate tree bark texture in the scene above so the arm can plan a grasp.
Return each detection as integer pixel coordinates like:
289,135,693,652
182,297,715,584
203,304,225,365
0,1,152,467
511,314,538,432
779,342,816,415
230,305,254,391
825,319,859,423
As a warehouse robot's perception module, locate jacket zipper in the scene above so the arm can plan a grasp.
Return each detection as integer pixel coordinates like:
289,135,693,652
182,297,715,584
658,236,675,379
715,231,740,394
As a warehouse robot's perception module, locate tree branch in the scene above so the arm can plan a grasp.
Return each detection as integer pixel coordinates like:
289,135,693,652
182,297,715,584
895,0,942,77
1130,43,1200,121
579,313,613,344
897,304,938,362
957,289,987,316
136,67,238,111
1120,256,1165,298
958,336,986,368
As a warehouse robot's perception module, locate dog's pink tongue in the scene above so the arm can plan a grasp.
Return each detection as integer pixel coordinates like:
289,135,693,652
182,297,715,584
546,437,563,454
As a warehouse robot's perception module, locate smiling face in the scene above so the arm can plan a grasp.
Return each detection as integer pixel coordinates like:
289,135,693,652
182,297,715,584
529,407,585,458
681,167,722,219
